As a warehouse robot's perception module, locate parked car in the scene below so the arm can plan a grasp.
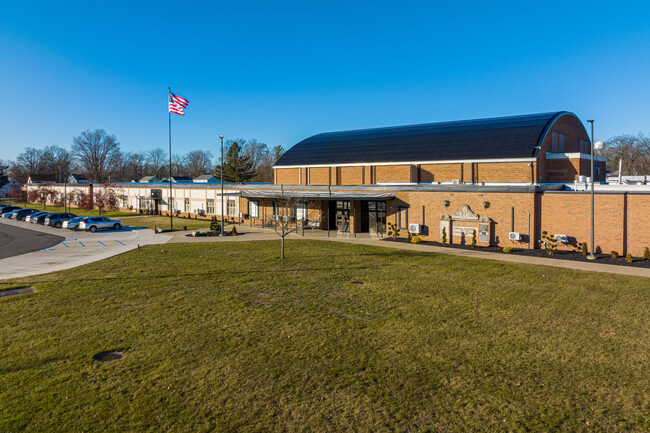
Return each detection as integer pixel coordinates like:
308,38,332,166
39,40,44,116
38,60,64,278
11,208,38,221
30,212,52,225
26,211,49,223
0,206,21,215
62,217,89,230
45,213,77,228
79,216,123,232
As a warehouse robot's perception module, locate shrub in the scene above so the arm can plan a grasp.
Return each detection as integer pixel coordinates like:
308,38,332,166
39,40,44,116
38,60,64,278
231,225,237,236
581,242,588,256
471,229,477,248
183,225,188,231
610,250,619,258
644,247,650,260
410,235,422,244
387,222,400,239
209,216,221,233
503,246,513,253
539,231,558,255
625,253,633,263
441,227,447,245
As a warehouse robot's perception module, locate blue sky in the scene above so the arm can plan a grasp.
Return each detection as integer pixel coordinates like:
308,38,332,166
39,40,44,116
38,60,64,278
1,0,649,161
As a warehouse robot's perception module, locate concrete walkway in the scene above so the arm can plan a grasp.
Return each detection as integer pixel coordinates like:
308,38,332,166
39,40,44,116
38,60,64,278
0,219,172,280
167,225,650,278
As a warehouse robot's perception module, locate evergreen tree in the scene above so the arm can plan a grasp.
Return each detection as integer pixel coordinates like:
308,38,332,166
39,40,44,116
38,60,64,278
215,141,256,182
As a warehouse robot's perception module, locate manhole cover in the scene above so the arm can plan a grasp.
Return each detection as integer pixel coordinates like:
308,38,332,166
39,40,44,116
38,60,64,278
350,280,366,285
0,287,35,298
93,351,123,362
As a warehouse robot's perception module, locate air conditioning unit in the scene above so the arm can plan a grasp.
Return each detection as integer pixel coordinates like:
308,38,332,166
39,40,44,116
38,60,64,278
509,232,521,241
408,223,421,234
555,234,568,244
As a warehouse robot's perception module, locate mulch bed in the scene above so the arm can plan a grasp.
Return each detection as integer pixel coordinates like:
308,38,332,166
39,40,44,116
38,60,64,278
382,237,650,268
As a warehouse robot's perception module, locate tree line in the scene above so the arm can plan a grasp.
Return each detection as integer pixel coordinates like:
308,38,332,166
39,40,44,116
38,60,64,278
2,129,285,184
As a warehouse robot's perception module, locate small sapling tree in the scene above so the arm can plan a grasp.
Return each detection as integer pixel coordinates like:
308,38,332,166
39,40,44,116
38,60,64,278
539,231,558,255
471,229,477,248
27,184,57,209
387,222,400,239
441,227,447,245
93,182,122,215
271,196,312,259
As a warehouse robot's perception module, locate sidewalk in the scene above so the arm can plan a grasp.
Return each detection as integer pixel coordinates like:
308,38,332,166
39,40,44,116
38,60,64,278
167,225,650,278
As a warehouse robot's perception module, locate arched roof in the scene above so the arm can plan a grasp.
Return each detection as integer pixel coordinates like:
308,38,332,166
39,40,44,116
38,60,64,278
275,111,577,167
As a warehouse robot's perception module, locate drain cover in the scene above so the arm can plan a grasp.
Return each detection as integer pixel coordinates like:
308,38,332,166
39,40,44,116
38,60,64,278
350,280,366,285
93,351,123,362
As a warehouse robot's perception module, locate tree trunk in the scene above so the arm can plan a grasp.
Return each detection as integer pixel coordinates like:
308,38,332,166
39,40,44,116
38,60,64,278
281,236,285,259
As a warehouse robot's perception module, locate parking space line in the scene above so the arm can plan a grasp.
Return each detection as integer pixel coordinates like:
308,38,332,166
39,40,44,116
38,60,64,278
97,241,107,246
78,241,85,247
61,242,70,248
115,240,126,246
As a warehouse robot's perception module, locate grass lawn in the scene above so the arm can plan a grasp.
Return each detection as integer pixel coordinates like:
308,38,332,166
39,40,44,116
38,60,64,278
123,215,212,231
1,241,649,432
3,202,134,218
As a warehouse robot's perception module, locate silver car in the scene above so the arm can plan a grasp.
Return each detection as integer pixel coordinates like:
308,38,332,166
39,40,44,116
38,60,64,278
62,217,89,230
79,216,123,232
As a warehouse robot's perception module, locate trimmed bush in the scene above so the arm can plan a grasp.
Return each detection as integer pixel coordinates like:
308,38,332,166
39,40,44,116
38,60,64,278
410,235,422,244
231,225,237,236
503,246,513,253
610,250,619,258
471,230,477,248
441,227,447,245
644,247,650,260
625,253,633,263
581,242,588,256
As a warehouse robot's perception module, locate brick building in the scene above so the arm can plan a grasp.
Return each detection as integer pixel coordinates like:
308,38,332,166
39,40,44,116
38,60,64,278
25,111,650,256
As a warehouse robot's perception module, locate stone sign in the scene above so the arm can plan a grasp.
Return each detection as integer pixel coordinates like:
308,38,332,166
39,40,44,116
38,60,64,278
452,226,475,237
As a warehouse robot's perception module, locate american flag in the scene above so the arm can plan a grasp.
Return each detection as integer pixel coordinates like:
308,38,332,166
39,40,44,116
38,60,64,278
168,90,189,115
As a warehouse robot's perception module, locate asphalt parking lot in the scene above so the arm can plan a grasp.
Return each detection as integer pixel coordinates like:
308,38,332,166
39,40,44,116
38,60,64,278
0,222,65,259
0,219,171,279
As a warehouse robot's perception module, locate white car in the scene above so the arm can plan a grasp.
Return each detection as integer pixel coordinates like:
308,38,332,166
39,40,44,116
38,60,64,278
79,216,123,232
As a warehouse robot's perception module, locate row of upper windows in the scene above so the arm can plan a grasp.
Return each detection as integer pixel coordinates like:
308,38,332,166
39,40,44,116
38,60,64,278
550,131,591,154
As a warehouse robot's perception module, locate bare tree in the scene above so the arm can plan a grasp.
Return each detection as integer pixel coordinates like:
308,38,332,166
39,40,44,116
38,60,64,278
72,129,120,182
256,145,284,183
27,184,57,209
270,196,313,259
10,147,52,182
185,150,213,178
171,154,186,176
146,148,167,178
45,145,74,182
601,133,650,176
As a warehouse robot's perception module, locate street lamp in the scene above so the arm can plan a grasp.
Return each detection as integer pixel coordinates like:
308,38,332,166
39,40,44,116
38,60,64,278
220,134,224,236
586,120,596,260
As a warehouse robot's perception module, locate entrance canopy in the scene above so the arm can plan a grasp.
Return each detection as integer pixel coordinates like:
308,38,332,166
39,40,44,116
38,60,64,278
240,190,395,201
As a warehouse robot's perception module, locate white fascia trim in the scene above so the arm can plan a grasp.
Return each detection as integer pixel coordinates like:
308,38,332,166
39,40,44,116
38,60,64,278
545,152,607,162
274,157,536,169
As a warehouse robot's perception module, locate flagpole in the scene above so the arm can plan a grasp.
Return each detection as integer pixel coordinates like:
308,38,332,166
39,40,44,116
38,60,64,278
168,87,173,232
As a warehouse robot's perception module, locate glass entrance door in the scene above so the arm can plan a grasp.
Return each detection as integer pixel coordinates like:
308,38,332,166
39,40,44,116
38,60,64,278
335,200,350,232
368,201,386,234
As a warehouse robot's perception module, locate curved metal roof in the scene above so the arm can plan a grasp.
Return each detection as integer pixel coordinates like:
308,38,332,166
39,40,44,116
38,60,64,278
275,112,574,166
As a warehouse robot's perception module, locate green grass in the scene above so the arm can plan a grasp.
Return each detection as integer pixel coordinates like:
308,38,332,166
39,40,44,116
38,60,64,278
1,241,649,432
123,216,212,231
5,202,134,218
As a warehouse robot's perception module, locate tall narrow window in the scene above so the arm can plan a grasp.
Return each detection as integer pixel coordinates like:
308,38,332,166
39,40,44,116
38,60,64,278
184,198,190,213
206,199,215,214
227,198,236,216
579,138,591,154
398,206,409,230
296,202,307,221
551,131,566,153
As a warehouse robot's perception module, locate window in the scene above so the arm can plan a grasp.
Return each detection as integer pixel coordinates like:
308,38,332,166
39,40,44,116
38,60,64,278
248,200,259,218
169,197,174,211
139,196,145,209
398,206,408,229
206,199,215,214
580,138,591,154
551,131,566,153
184,198,190,213
295,202,307,221
227,198,236,216
272,201,279,219
123,195,129,207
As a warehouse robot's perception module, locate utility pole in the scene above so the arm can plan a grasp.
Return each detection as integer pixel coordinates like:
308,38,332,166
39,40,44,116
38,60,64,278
220,134,224,236
587,119,596,260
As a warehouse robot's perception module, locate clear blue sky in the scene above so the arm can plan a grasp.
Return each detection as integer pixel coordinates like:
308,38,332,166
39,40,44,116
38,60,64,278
1,0,649,161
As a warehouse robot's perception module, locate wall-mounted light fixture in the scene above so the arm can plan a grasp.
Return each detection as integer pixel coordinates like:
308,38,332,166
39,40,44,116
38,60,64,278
443,200,450,207
483,200,490,209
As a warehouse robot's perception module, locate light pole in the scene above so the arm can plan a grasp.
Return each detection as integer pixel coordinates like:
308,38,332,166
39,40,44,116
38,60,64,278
587,119,596,260
220,134,224,236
